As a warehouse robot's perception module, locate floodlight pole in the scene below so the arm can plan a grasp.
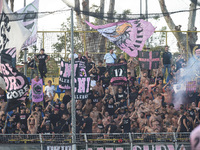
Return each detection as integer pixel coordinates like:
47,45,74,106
70,8,76,150
145,0,149,48
23,0,27,76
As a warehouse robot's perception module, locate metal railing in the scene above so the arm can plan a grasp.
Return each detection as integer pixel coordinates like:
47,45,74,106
0,132,191,150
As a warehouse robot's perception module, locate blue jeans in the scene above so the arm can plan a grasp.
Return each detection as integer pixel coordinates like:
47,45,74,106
163,64,171,82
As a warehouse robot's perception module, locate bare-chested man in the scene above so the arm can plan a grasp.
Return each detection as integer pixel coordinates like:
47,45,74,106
82,99,93,115
90,106,100,123
153,93,162,108
149,109,162,132
27,114,38,134
156,80,164,93
92,81,104,97
137,112,148,130
127,57,138,77
162,84,173,104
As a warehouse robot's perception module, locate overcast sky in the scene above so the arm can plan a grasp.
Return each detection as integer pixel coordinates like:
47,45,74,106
12,0,200,53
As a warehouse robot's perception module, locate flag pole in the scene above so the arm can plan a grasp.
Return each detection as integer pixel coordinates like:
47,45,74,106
23,0,28,76
70,7,76,150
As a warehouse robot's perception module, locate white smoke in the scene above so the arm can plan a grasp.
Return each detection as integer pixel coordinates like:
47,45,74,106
173,57,200,109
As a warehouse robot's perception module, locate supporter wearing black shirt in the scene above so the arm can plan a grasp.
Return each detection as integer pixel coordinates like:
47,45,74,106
35,48,50,80
105,98,115,116
10,109,20,126
180,111,189,132
100,71,110,89
59,103,69,117
41,111,53,129
13,122,24,134
115,86,127,104
97,60,106,77
120,113,131,133
74,52,88,63
62,90,71,106
32,102,43,112
162,46,172,79
82,114,93,133
50,109,61,128
19,108,29,133
129,86,138,104
28,57,38,79
54,114,70,133
42,123,54,140
105,121,117,133
87,56,95,71
91,91,100,106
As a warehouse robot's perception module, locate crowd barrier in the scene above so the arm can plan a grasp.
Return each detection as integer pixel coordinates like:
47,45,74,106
0,132,191,150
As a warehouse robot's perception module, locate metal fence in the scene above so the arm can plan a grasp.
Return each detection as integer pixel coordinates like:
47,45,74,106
0,132,191,150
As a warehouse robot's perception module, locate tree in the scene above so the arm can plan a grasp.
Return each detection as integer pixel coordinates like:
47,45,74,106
158,0,197,57
52,18,84,60
6,0,14,11
74,0,116,62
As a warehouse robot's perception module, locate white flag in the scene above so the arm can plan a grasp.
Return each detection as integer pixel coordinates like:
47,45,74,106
0,0,31,58
16,0,39,48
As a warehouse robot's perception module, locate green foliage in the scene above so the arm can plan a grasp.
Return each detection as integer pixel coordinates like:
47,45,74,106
52,18,84,60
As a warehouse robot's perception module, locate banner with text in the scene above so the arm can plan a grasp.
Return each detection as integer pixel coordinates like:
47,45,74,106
32,78,43,102
59,60,90,100
107,63,127,85
0,48,29,112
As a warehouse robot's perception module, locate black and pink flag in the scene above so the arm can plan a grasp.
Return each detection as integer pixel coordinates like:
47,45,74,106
59,60,90,100
138,51,160,70
107,63,127,86
0,48,29,112
86,20,155,57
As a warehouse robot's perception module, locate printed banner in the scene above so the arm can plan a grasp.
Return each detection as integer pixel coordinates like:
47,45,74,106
32,78,43,102
107,63,127,85
59,60,78,89
0,47,29,112
0,0,31,58
190,44,200,61
59,60,90,100
16,0,39,48
86,20,155,57
138,51,160,70
46,144,189,150
75,77,90,100
186,81,196,92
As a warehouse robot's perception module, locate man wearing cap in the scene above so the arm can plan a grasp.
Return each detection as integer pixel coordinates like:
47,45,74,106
35,48,50,80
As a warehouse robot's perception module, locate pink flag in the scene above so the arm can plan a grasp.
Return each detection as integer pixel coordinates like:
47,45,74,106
31,79,43,102
86,20,155,57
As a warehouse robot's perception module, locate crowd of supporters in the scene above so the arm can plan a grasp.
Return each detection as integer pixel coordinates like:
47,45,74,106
0,47,200,135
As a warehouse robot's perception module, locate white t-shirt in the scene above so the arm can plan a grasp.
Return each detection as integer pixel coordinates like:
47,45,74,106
45,85,55,98
104,53,116,64
68,53,78,59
